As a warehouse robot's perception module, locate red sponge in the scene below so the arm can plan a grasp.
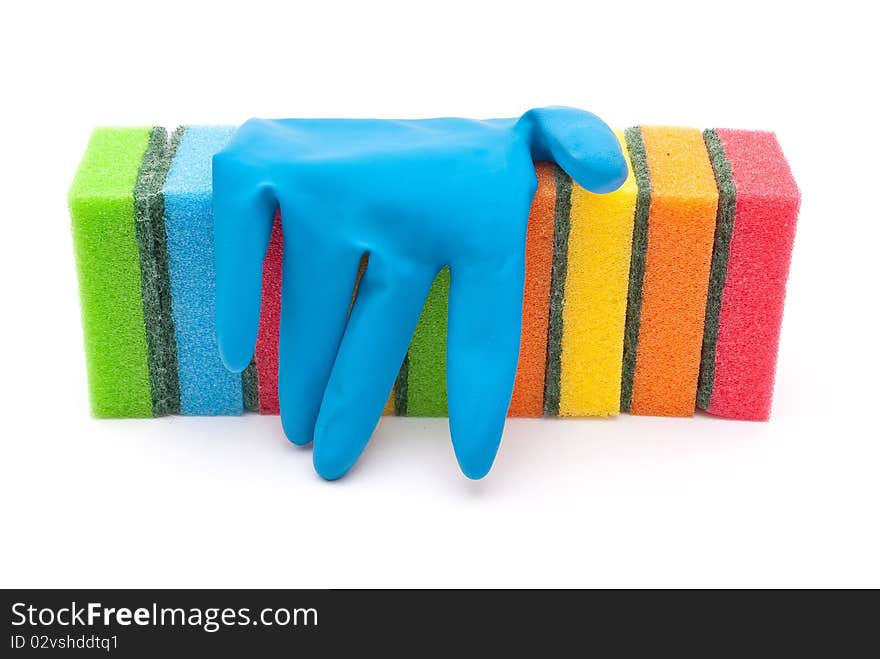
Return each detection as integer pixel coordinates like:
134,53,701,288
255,211,283,414
704,130,800,420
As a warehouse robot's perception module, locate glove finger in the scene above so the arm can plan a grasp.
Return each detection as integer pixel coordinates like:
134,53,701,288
277,216,363,446
313,256,435,480
446,255,525,479
213,151,277,372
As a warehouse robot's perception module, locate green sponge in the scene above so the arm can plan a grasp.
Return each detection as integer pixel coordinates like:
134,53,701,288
69,128,154,417
404,267,450,416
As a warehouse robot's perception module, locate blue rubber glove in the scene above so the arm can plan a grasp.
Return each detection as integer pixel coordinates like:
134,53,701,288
213,107,627,480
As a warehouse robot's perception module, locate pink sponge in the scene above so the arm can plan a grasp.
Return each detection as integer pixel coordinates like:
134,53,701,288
702,130,800,420
255,211,283,414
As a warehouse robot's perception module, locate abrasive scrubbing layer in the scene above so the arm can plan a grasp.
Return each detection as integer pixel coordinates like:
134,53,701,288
135,126,183,417
392,356,408,415
70,127,154,418
508,162,557,417
164,125,243,415
697,129,737,409
242,361,260,412
559,130,637,416
542,169,573,417
703,130,800,420
620,127,651,413
629,126,718,417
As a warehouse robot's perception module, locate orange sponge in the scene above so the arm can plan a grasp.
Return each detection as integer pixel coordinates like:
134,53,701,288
628,127,718,417
508,162,557,417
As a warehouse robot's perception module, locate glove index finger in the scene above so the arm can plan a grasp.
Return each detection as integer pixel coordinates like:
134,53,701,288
213,151,277,373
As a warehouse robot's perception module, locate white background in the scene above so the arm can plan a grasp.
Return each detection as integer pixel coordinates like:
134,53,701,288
1,0,877,588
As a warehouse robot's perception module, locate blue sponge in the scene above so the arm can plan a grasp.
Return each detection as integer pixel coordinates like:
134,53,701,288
164,126,243,415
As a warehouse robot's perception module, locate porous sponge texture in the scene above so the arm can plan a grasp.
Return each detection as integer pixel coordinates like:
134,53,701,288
705,130,800,420
71,125,798,423
630,127,718,417
559,129,636,416
255,211,284,414
509,162,556,417
405,267,450,416
69,127,153,418
164,125,243,415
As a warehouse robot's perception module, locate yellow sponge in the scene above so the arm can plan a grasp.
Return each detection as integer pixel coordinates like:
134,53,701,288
558,130,637,416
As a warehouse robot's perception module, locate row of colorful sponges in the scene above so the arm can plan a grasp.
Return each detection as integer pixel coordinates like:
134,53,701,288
69,125,799,421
